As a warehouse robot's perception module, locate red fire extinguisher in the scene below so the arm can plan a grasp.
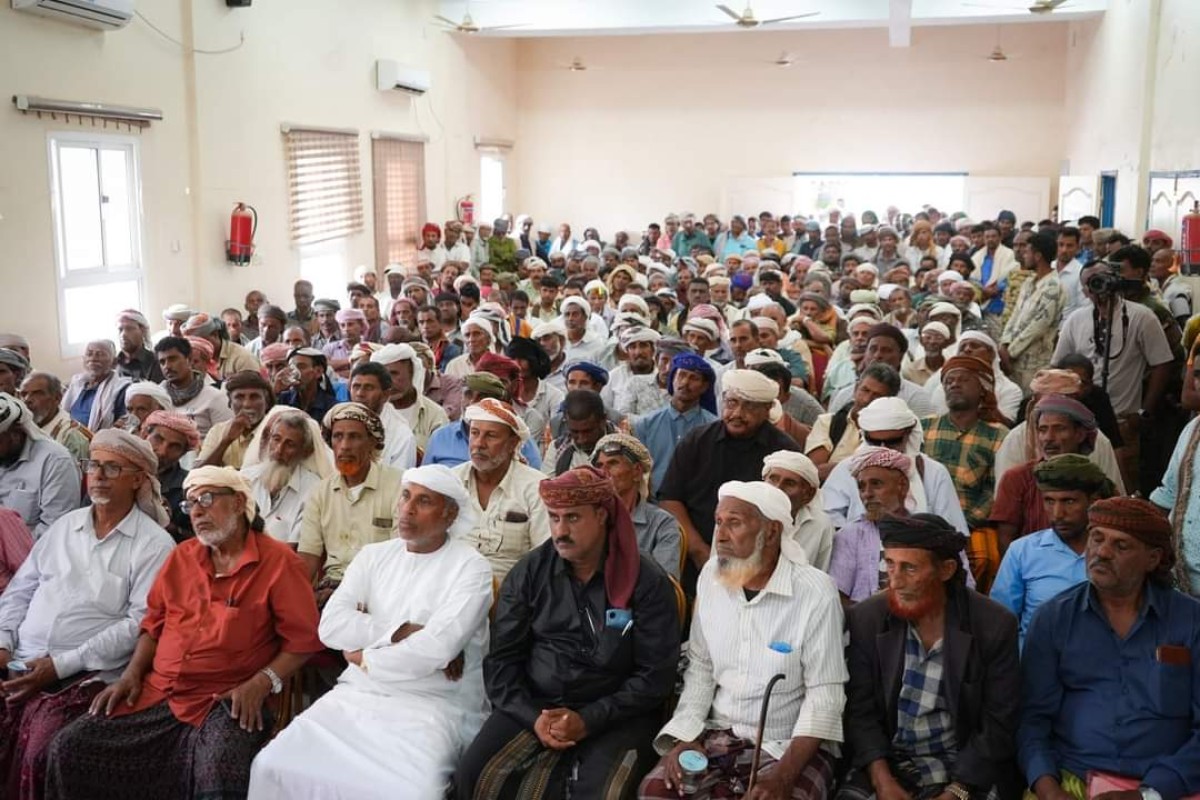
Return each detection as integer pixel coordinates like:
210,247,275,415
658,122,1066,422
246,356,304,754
227,202,257,266
456,195,474,225
1182,202,1200,276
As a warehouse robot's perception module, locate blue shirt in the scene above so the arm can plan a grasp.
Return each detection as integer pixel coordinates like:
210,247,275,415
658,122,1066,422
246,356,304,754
421,421,542,469
69,387,96,428
633,403,717,498
1019,581,1200,799
990,528,1087,649
1150,416,1200,589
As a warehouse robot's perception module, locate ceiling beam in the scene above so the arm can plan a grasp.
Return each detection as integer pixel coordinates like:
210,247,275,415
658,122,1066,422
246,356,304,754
888,0,913,47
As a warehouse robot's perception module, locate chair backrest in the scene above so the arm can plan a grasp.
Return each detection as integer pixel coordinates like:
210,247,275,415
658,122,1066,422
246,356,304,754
668,574,687,629
676,524,688,578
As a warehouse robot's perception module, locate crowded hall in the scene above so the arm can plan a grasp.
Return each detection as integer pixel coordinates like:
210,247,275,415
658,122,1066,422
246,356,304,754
2,0,1200,798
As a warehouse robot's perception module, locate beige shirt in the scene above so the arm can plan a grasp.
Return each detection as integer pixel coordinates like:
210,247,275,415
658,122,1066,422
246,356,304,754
452,459,550,581
395,393,450,454
196,419,254,469
42,410,90,463
216,340,261,380
804,412,861,466
297,461,404,582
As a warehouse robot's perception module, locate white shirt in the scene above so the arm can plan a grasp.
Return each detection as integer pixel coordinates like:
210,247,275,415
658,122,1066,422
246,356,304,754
243,461,323,544
0,506,174,679
822,454,971,536
444,241,472,265
168,382,234,438
655,552,847,760
563,332,608,365
792,504,835,572
1054,258,1086,318
1052,299,1174,416
379,404,418,472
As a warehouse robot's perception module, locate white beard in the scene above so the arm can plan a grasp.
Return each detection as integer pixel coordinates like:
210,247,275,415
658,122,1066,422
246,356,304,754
715,530,766,590
262,460,297,497
195,526,235,548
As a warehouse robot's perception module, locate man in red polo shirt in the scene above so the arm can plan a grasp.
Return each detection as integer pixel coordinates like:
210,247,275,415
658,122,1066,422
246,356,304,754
44,466,322,799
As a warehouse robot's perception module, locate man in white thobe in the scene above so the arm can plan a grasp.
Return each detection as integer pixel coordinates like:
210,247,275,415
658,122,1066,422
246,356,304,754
248,464,493,799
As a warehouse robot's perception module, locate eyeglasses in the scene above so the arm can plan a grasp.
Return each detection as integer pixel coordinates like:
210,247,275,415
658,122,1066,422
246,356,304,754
864,434,908,448
594,442,642,464
81,460,139,479
179,489,236,515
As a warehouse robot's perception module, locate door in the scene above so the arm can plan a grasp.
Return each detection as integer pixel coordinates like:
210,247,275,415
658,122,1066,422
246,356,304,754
964,176,1051,225
1099,173,1117,227
1058,175,1099,223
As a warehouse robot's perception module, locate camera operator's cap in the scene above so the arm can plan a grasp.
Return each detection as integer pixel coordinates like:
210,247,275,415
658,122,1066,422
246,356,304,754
1143,229,1173,247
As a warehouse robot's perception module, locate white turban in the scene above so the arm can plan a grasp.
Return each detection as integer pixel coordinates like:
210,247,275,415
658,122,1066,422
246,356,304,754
681,318,719,342
461,316,496,344
856,263,879,276
401,464,478,540
752,316,780,335
718,480,793,528
241,405,334,479
162,303,193,322
928,302,962,319
184,465,258,523
463,398,531,444
762,450,819,489
958,330,998,353
746,294,775,312
353,265,373,283
921,321,952,339
857,396,920,435
618,295,650,316
646,261,672,278
721,369,779,403
620,326,661,347
612,311,651,332
90,428,169,526
744,348,786,367
125,381,173,411
371,343,425,396
531,319,566,340
877,283,900,301
584,279,607,296
0,394,47,442
938,270,962,284
560,296,590,317
846,303,882,321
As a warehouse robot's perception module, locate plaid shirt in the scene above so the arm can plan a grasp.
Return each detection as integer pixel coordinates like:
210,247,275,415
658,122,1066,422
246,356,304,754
892,626,958,788
921,415,1008,528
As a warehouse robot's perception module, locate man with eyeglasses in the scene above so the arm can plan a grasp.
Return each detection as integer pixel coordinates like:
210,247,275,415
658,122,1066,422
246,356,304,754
0,429,173,798
45,465,322,799
0,394,80,539
142,411,201,543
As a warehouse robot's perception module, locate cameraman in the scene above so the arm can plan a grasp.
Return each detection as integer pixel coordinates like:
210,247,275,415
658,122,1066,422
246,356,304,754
1111,245,1185,358
1053,256,1175,495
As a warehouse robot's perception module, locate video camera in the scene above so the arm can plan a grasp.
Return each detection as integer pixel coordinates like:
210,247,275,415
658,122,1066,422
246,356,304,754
1084,260,1144,297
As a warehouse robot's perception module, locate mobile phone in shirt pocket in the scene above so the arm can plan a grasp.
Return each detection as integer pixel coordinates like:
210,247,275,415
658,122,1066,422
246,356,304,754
1152,658,1192,715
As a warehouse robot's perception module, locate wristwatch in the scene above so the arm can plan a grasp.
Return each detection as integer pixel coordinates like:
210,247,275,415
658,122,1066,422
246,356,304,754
259,666,283,695
1140,787,1162,800
945,783,971,800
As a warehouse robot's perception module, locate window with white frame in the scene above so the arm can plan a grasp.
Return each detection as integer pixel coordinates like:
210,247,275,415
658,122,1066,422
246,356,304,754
48,132,144,355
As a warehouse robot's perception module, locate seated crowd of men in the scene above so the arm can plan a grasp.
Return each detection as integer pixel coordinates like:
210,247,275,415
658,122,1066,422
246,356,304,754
0,206,1195,800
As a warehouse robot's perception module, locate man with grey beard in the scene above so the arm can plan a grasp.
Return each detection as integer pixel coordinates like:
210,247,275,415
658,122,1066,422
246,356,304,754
241,409,323,546
640,480,847,800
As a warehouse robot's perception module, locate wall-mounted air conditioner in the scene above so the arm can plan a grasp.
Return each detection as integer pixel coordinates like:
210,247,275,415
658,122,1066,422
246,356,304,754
12,0,134,30
376,60,431,96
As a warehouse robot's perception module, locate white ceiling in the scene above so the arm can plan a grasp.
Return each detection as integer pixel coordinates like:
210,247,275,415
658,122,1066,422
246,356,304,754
435,0,1107,39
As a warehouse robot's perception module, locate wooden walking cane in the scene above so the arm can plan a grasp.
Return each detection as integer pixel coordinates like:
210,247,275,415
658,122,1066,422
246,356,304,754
745,673,786,796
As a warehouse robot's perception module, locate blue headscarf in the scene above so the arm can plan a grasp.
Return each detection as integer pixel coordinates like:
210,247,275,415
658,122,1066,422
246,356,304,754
668,353,717,414
564,360,609,388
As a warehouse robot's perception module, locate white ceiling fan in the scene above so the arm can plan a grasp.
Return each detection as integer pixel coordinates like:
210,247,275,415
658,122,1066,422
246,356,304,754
433,3,528,34
715,3,819,28
984,26,1020,62
963,0,1074,15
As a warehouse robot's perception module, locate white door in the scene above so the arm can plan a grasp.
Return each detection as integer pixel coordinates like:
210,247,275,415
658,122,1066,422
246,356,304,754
1146,175,1200,236
1058,175,1099,223
964,176,1051,224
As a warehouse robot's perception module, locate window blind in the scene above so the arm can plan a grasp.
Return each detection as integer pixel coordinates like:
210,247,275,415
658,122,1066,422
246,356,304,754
284,129,364,245
372,136,427,271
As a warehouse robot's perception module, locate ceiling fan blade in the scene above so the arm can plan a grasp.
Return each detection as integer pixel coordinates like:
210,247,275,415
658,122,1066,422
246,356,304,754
433,15,460,26
1041,0,1071,7
716,4,743,21
761,11,820,24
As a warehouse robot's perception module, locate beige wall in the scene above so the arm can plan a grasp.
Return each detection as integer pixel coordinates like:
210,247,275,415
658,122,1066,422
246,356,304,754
512,23,1070,237
0,0,517,376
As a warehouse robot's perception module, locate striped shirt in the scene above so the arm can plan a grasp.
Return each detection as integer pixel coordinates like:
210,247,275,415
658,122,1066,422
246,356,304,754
655,551,848,760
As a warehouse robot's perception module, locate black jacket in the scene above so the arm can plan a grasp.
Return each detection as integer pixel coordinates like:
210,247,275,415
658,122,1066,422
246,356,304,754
484,540,679,736
844,584,1022,794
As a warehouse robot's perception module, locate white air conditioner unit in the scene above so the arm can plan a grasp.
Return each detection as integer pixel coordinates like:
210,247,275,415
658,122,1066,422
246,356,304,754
375,60,431,96
12,0,134,30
